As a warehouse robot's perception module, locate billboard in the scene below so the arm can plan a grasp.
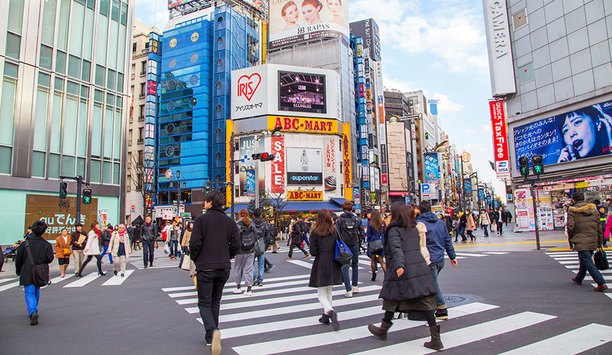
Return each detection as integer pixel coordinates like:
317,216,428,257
271,135,285,194
238,136,263,196
482,0,516,96
324,136,339,192
268,116,339,134
268,0,349,50
342,122,352,200
424,152,440,183
286,147,323,185
513,100,612,168
489,99,510,177
25,195,99,241
279,71,326,114
350,19,381,62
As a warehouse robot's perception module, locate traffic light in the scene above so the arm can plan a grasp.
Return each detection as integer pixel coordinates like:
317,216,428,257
252,152,275,162
518,156,529,177
82,188,92,204
59,182,68,199
532,154,544,176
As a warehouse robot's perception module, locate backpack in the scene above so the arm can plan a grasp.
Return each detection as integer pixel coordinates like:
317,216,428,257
339,216,360,246
264,223,276,245
239,224,257,251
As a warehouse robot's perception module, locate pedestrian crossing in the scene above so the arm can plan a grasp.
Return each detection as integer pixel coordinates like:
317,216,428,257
0,269,136,293
546,251,612,299
161,269,612,354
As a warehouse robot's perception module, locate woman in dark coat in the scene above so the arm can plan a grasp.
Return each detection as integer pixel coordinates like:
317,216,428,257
367,202,443,351
308,209,342,331
15,220,54,326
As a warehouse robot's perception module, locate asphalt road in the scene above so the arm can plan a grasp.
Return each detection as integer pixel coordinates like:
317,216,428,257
1,242,611,354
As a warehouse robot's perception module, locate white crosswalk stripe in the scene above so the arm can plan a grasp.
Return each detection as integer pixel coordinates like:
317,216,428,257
546,251,611,296
64,273,100,288
0,277,17,285
102,270,135,286
0,280,19,292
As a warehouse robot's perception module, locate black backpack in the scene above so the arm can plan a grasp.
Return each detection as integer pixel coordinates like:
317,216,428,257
339,216,359,245
265,223,276,245
239,224,257,251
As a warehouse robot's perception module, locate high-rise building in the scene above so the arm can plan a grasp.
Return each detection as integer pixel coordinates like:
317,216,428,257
0,0,134,244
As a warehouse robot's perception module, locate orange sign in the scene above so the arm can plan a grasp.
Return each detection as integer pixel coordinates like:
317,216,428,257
287,190,324,201
268,116,339,135
342,122,352,200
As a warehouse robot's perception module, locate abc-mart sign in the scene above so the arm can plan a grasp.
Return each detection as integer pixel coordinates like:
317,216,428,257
231,63,340,120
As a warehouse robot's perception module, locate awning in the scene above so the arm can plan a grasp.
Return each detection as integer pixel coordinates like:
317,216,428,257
229,200,343,213
330,197,346,206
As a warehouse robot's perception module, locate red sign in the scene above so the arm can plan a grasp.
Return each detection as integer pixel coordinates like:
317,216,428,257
271,135,285,194
489,100,510,176
237,73,261,101
381,173,388,185
147,80,157,95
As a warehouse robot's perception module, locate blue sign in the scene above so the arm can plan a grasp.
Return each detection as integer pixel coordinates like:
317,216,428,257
478,188,485,201
245,169,255,196
424,153,440,182
514,100,612,167
463,178,473,195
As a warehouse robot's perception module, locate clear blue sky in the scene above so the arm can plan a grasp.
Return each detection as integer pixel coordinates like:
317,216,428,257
134,0,507,200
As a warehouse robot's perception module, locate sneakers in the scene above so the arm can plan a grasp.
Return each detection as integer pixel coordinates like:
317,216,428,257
211,329,222,355
233,288,243,294
285,257,293,261
435,308,449,320
571,277,582,285
245,290,253,296
319,313,330,324
121,273,125,277
594,284,608,292
30,312,39,326
344,290,353,298
352,286,359,294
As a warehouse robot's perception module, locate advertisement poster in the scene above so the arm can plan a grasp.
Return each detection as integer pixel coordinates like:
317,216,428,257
286,147,323,185
245,169,256,196
514,100,612,168
324,137,338,192
25,195,99,241
238,136,262,196
424,152,440,182
489,100,510,178
516,209,530,230
463,178,473,195
269,0,349,50
271,135,285,194
278,71,327,114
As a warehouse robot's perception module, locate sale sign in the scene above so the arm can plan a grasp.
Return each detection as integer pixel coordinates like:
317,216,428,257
489,99,510,178
271,135,285,194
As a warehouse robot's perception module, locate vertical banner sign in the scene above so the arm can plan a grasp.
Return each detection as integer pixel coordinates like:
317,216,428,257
489,100,510,177
482,0,516,96
424,152,440,183
239,136,256,196
342,122,352,201
324,136,338,193
463,178,473,195
245,169,256,196
271,135,285,194
226,119,233,207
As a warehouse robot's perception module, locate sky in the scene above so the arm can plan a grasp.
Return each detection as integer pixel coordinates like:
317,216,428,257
134,0,507,202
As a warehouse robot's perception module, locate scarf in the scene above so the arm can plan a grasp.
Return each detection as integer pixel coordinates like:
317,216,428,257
118,230,126,243
95,228,101,239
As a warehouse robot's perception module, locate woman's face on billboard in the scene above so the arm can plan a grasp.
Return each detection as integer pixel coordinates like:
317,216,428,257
561,112,597,158
282,4,299,24
327,0,342,15
302,4,321,23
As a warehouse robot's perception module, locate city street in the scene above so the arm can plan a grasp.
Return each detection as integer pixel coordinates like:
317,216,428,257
2,230,611,354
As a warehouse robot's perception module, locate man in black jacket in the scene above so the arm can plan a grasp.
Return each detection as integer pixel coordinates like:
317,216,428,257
336,201,364,297
190,191,240,355
100,224,114,264
140,215,158,268
15,220,54,325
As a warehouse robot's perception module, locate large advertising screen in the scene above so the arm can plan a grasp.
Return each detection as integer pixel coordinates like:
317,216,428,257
286,147,323,185
513,100,612,167
424,152,440,183
269,0,349,50
278,71,327,114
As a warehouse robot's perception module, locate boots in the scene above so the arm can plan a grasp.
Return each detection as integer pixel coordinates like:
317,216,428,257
371,272,377,281
424,325,444,350
368,319,392,339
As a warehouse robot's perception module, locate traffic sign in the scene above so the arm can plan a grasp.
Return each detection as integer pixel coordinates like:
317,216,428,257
421,183,432,200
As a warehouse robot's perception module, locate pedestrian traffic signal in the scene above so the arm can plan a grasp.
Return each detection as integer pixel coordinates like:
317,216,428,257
252,152,275,162
518,156,529,177
82,188,92,204
532,155,544,176
59,182,68,199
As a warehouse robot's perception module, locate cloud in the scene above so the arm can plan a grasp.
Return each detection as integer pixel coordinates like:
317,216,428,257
482,124,492,134
382,75,418,93
464,128,476,134
432,93,463,113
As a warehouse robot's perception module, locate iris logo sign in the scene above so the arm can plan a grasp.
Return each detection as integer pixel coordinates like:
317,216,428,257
237,73,261,101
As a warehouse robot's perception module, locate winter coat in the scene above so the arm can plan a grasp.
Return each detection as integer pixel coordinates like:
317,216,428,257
491,211,500,222
308,231,342,287
567,202,603,251
54,234,72,259
366,223,385,257
108,231,132,257
84,230,102,255
289,221,304,246
417,212,456,264
379,224,437,302
189,207,240,270
70,230,87,251
466,213,476,231
236,219,258,255
181,229,192,248
604,215,612,240
15,235,54,286
100,229,112,246
479,213,491,226
141,223,158,242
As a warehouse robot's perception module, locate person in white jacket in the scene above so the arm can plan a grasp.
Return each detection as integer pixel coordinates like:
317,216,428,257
479,209,491,237
108,224,132,277
76,222,106,277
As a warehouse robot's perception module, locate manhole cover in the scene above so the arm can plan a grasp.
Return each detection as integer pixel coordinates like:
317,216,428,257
444,294,472,307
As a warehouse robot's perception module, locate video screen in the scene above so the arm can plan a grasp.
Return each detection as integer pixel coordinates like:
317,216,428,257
278,71,326,114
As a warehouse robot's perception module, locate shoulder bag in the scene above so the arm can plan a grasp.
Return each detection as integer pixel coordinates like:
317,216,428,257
178,253,191,271
594,247,609,270
25,241,50,287
334,230,353,265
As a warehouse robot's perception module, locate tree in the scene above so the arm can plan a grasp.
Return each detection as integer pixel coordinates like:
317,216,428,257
127,152,146,203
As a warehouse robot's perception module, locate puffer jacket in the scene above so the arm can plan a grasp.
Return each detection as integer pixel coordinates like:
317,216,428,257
416,212,456,263
567,202,603,251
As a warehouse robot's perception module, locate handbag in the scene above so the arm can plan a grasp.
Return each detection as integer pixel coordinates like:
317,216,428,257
178,253,191,271
594,247,609,270
490,223,497,232
63,248,72,256
253,237,266,257
25,241,50,287
369,239,383,254
334,230,353,265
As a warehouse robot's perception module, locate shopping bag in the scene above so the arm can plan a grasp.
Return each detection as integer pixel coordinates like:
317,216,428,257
178,253,191,271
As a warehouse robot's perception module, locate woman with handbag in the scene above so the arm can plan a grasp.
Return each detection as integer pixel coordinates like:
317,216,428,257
180,222,197,288
367,210,386,281
308,209,342,331
108,224,132,277
55,228,72,278
367,202,443,351
77,222,106,277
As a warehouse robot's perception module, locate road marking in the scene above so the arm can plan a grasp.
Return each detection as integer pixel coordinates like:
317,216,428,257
64,273,100,288
500,323,612,354
455,252,487,257
352,311,556,355
0,278,17,285
137,265,176,270
484,251,509,255
287,260,313,269
102,270,135,286
445,255,466,259
233,302,499,355
0,281,19,292
49,274,74,285
161,274,311,293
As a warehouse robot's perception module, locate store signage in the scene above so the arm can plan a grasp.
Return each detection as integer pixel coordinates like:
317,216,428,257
381,173,388,185
286,148,323,186
237,73,261,101
25,194,98,241
482,0,516,96
286,190,323,201
271,135,285,194
342,123,352,200
324,137,338,192
489,99,510,178
268,116,339,135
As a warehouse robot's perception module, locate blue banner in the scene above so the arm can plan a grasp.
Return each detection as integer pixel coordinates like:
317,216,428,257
513,100,612,167
463,178,473,195
245,169,255,196
424,152,440,182
478,188,485,201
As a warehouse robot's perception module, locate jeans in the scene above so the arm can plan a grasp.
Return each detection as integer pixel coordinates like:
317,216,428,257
483,225,489,237
142,240,155,266
341,244,360,291
253,254,265,282
429,260,446,307
100,245,113,263
497,221,503,235
575,250,606,285
459,226,467,241
24,284,40,316
169,240,180,257
197,269,230,342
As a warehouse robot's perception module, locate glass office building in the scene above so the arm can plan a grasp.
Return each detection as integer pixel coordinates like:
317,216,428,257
0,0,134,244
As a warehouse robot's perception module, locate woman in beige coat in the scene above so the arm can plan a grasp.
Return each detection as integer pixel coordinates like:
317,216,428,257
180,222,196,288
465,209,477,242
108,224,132,277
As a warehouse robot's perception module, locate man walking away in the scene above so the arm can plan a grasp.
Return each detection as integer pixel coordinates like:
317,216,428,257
567,192,607,292
100,224,114,264
287,218,309,260
140,216,158,268
336,201,364,297
251,209,268,286
190,191,240,354
71,223,87,274
417,201,458,320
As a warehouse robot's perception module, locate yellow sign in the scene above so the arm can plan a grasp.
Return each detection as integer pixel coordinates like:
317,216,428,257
342,122,352,201
191,32,199,42
226,119,234,208
287,190,323,201
169,38,177,48
268,116,339,135
575,181,589,189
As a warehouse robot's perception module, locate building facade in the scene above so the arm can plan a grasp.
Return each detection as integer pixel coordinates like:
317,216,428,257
0,0,134,244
